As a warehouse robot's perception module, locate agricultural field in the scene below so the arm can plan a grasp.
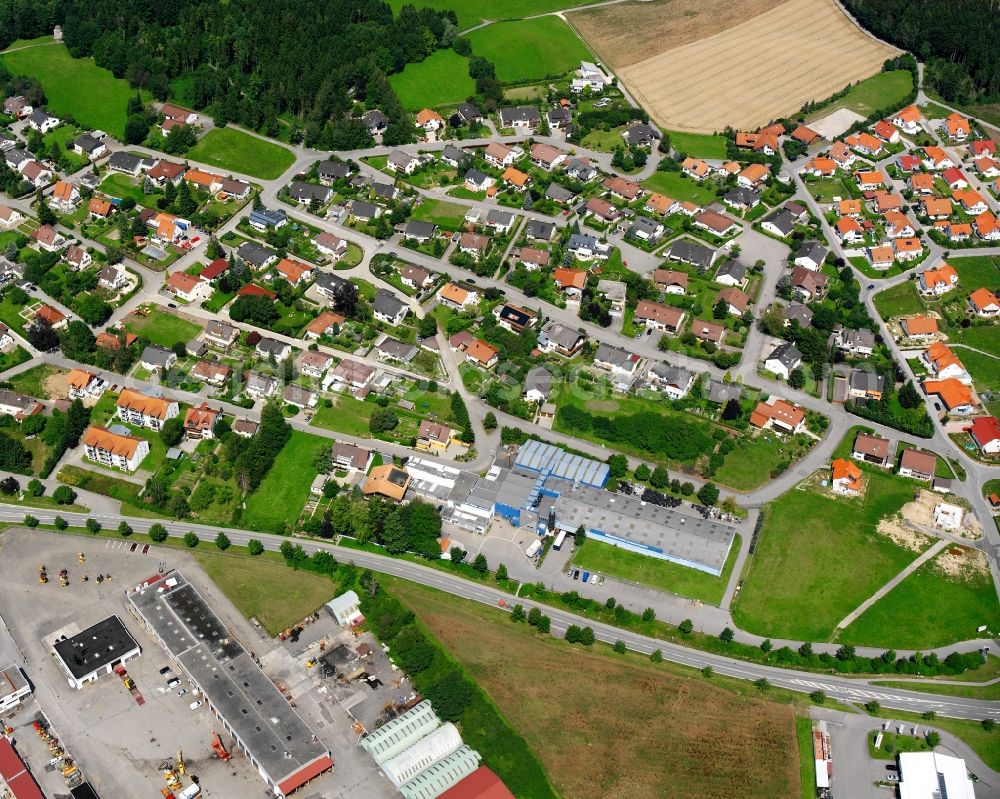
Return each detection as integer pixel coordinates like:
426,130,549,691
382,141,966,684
391,578,803,799
467,17,590,83
873,281,925,318
806,70,914,121
733,471,926,642
838,548,1000,648
584,0,898,132
193,549,336,636
572,535,741,605
388,50,477,110
0,39,150,138
186,127,295,180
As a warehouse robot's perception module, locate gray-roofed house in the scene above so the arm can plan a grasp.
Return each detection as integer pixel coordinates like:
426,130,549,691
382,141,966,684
440,145,470,168
362,109,389,134
404,220,437,242
458,101,483,123
313,271,350,301
593,343,640,389
622,122,661,148
545,182,576,204
547,107,571,130
288,181,332,205
849,369,884,399
567,233,609,260
485,209,515,234
764,341,802,380
831,325,875,358
498,105,540,129
628,216,664,243
236,241,278,270
107,151,145,176
248,207,287,232
707,379,743,406
255,337,292,361
665,239,716,273
538,321,584,356
647,363,694,400
525,219,556,241
794,241,828,270
387,150,419,174
246,372,278,399
370,181,399,202
203,320,239,349
140,345,176,371
524,366,553,403
714,259,748,287
73,134,106,159
565,158,597,182
722,187,761,211
761,208,797,238
349,200,381,222
373,289,408,325
317,160,352,184
782,302,814,328
464,169,494,192
28,108,60,133
375,336,418,363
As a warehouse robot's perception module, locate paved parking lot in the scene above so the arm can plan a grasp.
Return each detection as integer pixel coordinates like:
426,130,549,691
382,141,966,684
0,529,397,799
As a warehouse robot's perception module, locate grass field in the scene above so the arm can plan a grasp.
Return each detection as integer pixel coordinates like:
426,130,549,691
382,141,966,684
713,434,813,491
243,430,326,533
411,198,472,229
604,0,899,132
124,308,202,348
796,717,816,799
953,346,1000,395
193,549,335,635
667,130,729,160
873,281,925,318
388,0,596,29
733,472,925,642
838,551,1000,648
807,70,914,121
389,50,476,110
466,17,590,83
186,127,294,180
391,578,802,799
99,173,162,206
573,534,741,605
950,324,1000,360
951,255,1000,291
8,364,61,398
0,40,150,138
642,169,718,204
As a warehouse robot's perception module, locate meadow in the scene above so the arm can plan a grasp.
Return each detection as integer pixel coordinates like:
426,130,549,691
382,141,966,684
467,17,590,83
186,127,295,180
389,50,477,110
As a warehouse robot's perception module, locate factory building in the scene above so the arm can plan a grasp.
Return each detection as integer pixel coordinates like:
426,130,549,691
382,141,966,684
51,615,141,689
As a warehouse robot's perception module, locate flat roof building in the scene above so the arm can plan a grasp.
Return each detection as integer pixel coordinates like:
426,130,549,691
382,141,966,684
126,572,332,797
513,439,609,487
52,615,141,689
0,665,31,714
899,751,975,799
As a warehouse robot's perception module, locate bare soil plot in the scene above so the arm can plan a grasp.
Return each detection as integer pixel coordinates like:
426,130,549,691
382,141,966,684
392,579,801,799
585,0,898,133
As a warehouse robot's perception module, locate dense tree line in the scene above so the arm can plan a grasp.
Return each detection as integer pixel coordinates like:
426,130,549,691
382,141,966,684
557,405,713,463
845,1,998,103
0,0,459,143
232,400,291,493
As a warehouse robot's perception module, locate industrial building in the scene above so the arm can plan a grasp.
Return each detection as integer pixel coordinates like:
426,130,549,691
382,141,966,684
361,701,488,799
0,736,44,799
52,615,141,689
0,665,32,713
126,572,333,798
512,439,609,487
898,751,976,799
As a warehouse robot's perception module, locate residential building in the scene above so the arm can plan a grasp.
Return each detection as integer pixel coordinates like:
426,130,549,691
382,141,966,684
183,403,219,439
764,341,802,380
63,245,91,271
761,208,796,238
646,364,694,400
203,320,239,350
67,369,105,400
494,303,536,334
116,388,179,431
416,420,456,454
437,282,478,310
326,358,374,390
464,338,499,369
633,300,685,333
375,336,418,363
968,287,1000,318
191,360,231,386
691,319,725,345
901,316,938,339
665,239,715,272
853,433,890,467
538,322,584,357
83,426,149,472
653,269,688,295
497,105,540,130
831,325,875,358
714,259,747,287
255,337,291,361
849,369,884,400
898,448,936,480
373,290,408,325
400,265,433,290
245,372,278,399
968,416,1000,455
524,366,553,403
300,350,333,378
165,271,213,303
716,286,749,316
596,279,627,317
790,266,829,301
923,378,975,414
592,343,640,389
283,385,317,409
831,458,863,495
304,310,346,340
236,241,278,271
749,399,805,434
922,341,971,383
919,264,959,295
248,207,288,232
139,345,176,371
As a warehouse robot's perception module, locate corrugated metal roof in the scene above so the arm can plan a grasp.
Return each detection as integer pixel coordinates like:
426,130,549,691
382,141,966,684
514,439,609,487
399,746,482,799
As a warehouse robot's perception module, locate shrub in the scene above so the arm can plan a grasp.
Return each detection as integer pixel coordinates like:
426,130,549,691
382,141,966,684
23,515,38,527
149,523,168,542
85,518,101,534
54,516,68,530
184,532,200,548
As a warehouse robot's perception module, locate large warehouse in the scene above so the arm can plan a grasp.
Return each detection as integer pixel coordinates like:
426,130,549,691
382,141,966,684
513,439,609,487
126,572,333,797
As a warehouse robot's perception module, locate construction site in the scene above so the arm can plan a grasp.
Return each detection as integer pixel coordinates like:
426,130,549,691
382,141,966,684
0,529,403,799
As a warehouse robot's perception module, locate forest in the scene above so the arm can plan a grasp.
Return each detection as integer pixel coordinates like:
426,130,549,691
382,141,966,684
844,0,1000,104
0,0,460,146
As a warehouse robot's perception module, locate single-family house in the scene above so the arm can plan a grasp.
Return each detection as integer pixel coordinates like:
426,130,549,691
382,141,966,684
898,448,936,480
968,287,1000,318
538,322,584,357
764,341,802,380
633,300,685,333
853,432,890,467
968,416,1000,455
165,271,213,303
749,399,806,434
183,403,220,440
831,458,863,495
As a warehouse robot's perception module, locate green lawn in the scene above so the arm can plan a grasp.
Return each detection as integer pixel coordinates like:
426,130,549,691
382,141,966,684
953,346,1000,394
950,255,1000,291
950,324,1000,359
0,40,150,138
243,430,326,533
573,534,741,606
387,0,596,29
389,50,476,110
99,172,162,206
713,434,813,491
0,346,31,376
806,70,914,121
732,473,925,642
666,130,729,160
8,364,61,398
796,717,816,799
466,17,589,83
838,552,1000,648
642,170,718,205
125,308,202,348
312,395,375,438
193,549,336,635
580,126,627,153
186,127,294,180
411,199,471,230
873,281,925,318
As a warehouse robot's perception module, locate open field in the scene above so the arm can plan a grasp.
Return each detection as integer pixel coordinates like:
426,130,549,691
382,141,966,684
243,430,326,533
193,549,336,635
806,70,913,121
573,535,741,605
467,17,590,83
124,308,202,348
953,347,1000,395
389,50,476,110
390,578,802,799
667,130,729,160
733,473,925,642
950,324,1000,360
641,170,718,204
838,549,1000,648
0,40,149,138
873,281,925,318
597,0,898,133
411,198,471,229
186,127,294,180
388,0,596,30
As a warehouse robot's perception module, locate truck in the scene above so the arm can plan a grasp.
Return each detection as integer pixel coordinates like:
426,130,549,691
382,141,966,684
525,540,542,558
552,530,567,551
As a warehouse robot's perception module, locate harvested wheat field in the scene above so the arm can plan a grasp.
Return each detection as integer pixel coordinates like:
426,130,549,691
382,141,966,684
391,578,801,799
576,0,899,133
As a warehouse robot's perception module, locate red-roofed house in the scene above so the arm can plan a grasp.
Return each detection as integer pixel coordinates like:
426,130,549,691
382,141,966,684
831,458,863,495
165,271,213,303
201,258,230,281
968,416,1000,455
968,287,1000,318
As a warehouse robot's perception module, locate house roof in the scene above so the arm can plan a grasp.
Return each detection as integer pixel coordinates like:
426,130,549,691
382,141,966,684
696,209,737,234
634,300,684,328
184,403,219,432
969,287,1000,312
766,341,801,369
653,269,688,289
439,282,473,305
305,310,345,336
117,388,174,419
67,369,96,390
363,464,410,502
416,108,443,125
484,142,515,162
466,338,498,365
921,264,958,287
923,378,973,409
902,315,938,335
900,448,936,474
791,124,820,144
750,399,804,429
83,425,144,458
501,167,529,187
691,319,725,343
716,286,749,312
969,416,1000,448
201,258,230,280
275,257,312,284
166,271,204,294
553,268,587,290
34,304,65,325
854,433,889,459
603,176,643,199
832,457,862,486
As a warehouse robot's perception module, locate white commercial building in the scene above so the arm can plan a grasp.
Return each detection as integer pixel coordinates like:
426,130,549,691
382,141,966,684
899,751,975,799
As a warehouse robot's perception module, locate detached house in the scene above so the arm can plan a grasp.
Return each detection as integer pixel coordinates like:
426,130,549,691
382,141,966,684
968,287,1000,318
529,143,567,171
593,343,640,390
387,150,419,174
183,403,220,440
373,289,408,325
890,105,921,135
898,448,936,480
749,399,806,434
764,341,802,380
633,300,685,334
831,458,863,495
919,264,958,295
853,433,890,467
165,271,213,303
538,322,584,357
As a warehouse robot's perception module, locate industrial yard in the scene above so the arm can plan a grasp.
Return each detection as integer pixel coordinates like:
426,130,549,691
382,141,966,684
0,529,402,799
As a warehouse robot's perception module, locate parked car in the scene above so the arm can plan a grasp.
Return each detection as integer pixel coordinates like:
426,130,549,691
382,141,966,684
166,678,180,688
176,688,187,697
159,666,171,675
189,700,202,710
